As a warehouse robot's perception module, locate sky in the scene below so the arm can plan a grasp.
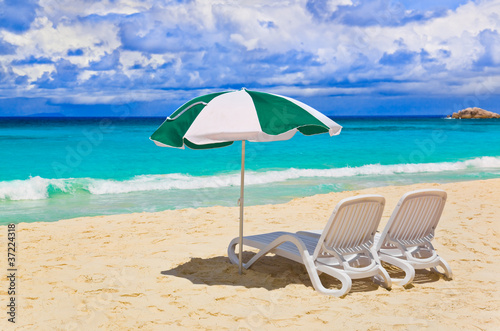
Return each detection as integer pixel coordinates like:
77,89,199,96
0,0,499,117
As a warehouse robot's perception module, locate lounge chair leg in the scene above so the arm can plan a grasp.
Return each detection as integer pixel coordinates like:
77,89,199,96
372,266,392,289
229,235,353,297
312,270,352,297
431,258,453,280
275,236,353,297
244,244,275,269
314,264,352,297
227,238,266,269
379,255,415,286
228,238,248,268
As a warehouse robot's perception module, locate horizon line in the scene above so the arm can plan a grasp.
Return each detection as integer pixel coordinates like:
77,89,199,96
0,114,450,119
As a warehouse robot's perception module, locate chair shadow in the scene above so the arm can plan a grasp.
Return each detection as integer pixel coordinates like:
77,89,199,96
161,252,381,294
381,262,447,288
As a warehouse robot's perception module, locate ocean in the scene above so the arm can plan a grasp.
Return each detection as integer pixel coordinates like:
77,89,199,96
1,117,499,225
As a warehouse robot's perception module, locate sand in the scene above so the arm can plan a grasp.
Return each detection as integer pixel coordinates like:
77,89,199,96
1,179,499,330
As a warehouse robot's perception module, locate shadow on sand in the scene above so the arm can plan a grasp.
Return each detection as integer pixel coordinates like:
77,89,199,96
381,261,450,289
160,252,444,294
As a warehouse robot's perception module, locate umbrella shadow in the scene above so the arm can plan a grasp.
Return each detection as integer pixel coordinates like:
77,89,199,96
161,252,382,294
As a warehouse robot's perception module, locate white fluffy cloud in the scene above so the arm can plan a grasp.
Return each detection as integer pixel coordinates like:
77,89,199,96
0,0,499,108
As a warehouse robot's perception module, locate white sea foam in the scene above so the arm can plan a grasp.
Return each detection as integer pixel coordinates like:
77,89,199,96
87,173,243,194
0,176,48,201
0,176,70,201
1,156,500,200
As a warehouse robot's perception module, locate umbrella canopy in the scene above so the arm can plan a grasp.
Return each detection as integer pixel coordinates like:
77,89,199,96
150,88,342,274
150,88,341,149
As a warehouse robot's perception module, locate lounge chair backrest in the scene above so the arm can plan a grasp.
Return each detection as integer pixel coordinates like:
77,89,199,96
313,195,385,260
375,189,447,250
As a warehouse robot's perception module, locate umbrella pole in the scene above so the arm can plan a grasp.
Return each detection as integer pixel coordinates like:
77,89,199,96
239,140,245,274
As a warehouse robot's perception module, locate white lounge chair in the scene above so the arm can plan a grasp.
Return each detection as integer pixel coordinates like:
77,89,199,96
227,195,392,297
373,189,453,286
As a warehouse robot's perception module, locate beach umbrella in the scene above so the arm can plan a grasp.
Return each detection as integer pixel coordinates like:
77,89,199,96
150,88,342,274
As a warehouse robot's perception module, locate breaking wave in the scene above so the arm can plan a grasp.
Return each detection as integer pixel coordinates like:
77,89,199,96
1,156,499,201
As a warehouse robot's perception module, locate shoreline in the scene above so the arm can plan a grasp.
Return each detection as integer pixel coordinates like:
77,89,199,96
1,178,499,329
10,176,500,226
2,165,500,226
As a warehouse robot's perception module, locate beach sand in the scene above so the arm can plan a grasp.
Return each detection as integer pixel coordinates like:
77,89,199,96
1,179,499,330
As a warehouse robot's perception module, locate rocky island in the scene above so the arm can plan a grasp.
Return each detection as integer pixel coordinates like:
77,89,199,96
448,107,500,119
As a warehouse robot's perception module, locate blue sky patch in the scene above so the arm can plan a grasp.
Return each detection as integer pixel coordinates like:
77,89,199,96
67,49,84,56
12,56,53,65
0,0,498,117
0,39,16,55
379,49,418,66
0,0,39,33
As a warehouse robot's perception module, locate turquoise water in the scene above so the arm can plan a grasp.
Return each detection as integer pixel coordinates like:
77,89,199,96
1,117,499,224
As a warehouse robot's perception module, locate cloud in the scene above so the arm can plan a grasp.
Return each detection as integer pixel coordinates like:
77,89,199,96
35,59,80,88
40,0,151,25
0,0,499,116
119,20,201,54
474,29,500,68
